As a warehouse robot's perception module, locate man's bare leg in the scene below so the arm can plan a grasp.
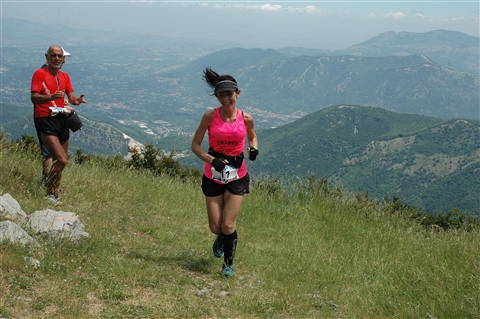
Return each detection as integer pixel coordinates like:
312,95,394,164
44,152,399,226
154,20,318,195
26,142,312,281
40,133,69,196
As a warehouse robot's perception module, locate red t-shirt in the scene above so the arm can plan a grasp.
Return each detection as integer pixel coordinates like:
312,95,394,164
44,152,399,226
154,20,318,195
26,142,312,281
31,68,73,118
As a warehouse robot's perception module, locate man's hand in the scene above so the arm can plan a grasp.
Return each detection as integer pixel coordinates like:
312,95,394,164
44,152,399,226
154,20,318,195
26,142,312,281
51,90,65,101
73,94,86,105
65,105,75,113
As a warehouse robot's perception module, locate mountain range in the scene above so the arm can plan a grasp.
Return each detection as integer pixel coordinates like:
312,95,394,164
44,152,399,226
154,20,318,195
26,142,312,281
1,19,478,132
1,18,478,215
338,29,478,74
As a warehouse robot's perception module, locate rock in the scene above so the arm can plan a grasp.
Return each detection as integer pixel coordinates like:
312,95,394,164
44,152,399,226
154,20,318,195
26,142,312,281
24,256,41,268
196,287,209,296
28,209,90,241
0,220,38,246
0,193,28,221
0,193,89,246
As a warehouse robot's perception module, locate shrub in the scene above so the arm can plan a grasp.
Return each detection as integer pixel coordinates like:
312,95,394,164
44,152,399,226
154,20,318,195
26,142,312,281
126,143,200,181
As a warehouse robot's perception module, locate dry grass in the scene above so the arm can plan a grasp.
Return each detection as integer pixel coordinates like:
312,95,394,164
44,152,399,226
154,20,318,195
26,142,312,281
1,139,479,318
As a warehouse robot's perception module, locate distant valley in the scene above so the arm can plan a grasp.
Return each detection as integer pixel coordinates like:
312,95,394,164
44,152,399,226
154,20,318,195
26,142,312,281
1,19,478,139
1,18,479,215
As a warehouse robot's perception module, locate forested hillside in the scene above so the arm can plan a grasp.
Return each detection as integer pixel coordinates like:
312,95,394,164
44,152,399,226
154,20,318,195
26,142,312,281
250,105,479,215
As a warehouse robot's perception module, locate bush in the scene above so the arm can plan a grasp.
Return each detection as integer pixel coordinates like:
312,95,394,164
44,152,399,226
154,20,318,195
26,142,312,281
126,144,201,181
383,195,479,231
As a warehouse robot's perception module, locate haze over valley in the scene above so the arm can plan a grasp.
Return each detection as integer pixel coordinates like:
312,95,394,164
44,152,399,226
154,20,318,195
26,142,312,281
1,18,478,215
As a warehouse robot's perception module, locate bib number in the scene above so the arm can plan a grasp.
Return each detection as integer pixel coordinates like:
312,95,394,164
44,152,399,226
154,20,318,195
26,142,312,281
212,165,239,184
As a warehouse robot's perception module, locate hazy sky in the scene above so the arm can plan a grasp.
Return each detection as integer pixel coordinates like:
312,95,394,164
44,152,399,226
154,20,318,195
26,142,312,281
1,0,479,50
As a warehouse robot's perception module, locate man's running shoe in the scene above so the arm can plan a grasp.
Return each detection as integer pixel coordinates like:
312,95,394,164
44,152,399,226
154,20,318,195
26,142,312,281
46,194,62,205
212,236,224,258
222,264,234,277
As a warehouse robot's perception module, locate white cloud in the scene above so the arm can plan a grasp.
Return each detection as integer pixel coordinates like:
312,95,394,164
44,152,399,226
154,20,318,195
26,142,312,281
214,4,283,11
384,12,405,19
205,3,325,14
285,5,323,14
255,4,283,11
413,13,427,19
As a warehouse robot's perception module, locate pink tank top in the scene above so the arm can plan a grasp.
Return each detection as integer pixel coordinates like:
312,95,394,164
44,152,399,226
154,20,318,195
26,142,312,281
204,107,247,182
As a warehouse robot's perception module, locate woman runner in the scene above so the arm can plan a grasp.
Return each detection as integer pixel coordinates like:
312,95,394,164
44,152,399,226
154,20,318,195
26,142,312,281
191,67,259,276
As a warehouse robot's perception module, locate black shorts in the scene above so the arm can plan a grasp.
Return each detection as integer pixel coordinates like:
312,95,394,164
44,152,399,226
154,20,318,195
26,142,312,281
34,115,70,143
201,173,250,197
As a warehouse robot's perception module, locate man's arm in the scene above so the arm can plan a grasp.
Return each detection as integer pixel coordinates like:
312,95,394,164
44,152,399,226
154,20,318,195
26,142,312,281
66,91,86,106
31,91,54,104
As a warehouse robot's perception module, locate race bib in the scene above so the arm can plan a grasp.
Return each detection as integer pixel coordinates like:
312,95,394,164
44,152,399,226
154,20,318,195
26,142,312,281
211,165,239,184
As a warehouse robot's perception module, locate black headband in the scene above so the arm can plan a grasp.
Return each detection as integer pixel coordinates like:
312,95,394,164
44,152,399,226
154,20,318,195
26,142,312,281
214,80,238,95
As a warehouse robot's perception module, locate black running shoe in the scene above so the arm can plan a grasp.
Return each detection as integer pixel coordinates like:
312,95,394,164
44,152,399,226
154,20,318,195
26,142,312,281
212,236,224,258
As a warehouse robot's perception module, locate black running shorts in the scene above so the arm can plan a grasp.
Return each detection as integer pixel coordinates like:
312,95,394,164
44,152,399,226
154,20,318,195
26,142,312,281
34,115,70,143
201,173,250,197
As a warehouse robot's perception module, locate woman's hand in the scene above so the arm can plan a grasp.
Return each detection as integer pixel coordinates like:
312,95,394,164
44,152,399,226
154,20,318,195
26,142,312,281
248,146,258,161
211,158,228,172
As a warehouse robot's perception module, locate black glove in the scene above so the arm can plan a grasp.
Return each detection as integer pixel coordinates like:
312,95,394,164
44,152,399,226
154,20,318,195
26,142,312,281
248,146,258,161
211,158,227,172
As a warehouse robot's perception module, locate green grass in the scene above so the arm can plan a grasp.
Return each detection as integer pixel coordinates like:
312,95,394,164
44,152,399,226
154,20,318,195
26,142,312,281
1,138,479,318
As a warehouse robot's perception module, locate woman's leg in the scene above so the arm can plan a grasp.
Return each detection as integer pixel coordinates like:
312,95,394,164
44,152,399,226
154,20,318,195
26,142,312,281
205,194,224,235
221,191,244,272
206,195,227,257
206,191,244,275
221,190,243,235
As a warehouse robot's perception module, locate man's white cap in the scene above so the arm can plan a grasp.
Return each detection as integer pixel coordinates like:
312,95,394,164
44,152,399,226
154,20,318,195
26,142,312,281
62,47,72,57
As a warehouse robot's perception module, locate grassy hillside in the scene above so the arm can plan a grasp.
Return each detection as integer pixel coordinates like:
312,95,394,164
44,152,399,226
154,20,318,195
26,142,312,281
336,117,480,213
1,137,479,318
251,105,479,215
